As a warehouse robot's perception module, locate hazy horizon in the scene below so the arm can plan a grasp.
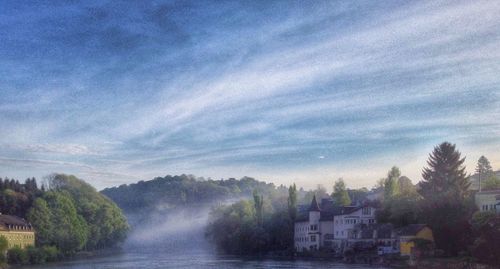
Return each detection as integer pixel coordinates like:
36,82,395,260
1,0,499,190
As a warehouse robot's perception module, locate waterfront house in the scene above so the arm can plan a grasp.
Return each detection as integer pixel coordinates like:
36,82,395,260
0,213,35,249
294,196,377,253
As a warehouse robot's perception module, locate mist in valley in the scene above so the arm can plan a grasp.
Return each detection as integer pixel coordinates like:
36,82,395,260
122,198,244,254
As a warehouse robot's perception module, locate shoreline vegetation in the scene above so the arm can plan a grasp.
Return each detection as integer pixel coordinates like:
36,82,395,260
0,174,128,267
1,141,499,268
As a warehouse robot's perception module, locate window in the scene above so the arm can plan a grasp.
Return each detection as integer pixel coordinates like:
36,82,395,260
310,224,318,231
311,235,316,242
362,207,372,215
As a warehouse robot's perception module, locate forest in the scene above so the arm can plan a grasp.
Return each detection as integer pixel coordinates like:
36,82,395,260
0,174,128,265
102,175,290,213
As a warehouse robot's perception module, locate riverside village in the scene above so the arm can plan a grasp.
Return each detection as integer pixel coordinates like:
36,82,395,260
291,161,500,267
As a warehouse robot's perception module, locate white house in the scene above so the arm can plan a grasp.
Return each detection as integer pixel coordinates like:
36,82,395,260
294,196,377,253
475,189,500,213
332,206,377,250
294,196,334,251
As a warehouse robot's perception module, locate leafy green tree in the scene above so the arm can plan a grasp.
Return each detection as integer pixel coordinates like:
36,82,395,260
476,156,493,191
27,198,53,246
418,142,473,256
384,167,400,200
45,174,128,250
43,191,89,254
398,176,416,195
483,175,500,191
332,178,351,206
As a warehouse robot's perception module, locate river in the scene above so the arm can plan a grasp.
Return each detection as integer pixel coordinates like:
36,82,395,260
16,247,390,269
17,209,390,269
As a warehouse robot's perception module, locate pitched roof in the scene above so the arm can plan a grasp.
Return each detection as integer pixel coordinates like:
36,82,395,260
295,196,375,222
0,214,33,231
309,195,321,212
396,224,428,236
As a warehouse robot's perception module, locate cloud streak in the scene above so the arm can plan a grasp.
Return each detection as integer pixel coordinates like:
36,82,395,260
0,0,499,190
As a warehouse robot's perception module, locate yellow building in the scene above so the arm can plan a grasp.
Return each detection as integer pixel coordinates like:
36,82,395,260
0,214,35,249
397,224,434,256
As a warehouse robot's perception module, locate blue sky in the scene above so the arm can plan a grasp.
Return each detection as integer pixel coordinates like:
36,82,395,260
0,0,499,190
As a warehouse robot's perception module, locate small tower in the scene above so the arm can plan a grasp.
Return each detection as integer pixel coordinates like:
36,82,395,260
309,195,321,226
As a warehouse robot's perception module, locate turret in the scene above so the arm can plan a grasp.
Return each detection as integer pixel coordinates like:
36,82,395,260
309,195,321,223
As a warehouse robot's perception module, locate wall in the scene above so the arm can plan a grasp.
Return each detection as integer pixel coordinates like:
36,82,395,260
333,207,376,240
0,230,35,249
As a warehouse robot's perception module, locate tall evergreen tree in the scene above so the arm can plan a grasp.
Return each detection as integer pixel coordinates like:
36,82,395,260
420,142,470,200
418,142,473,255
332,178,351,206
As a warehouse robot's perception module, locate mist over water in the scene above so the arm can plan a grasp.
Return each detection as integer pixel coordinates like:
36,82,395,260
16,201,389,268
124,205,216,253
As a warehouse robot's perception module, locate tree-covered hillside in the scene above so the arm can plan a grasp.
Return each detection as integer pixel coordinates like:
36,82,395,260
101,175,283,213
0,174,128,265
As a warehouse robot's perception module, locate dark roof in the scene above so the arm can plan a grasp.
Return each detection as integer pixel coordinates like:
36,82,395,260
0,214,32,231
295,196,374,222
396,224,428,236
309,195,321,212
476,189,500,195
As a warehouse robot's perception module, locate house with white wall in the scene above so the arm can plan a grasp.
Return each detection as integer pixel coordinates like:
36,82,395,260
294,196,377,253
475,189,500,213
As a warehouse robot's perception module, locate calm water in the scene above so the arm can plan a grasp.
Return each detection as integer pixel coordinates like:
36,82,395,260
16,247,389,269
18,211,389,269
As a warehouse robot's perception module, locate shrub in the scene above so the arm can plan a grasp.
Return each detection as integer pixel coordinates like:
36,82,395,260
0,236,8,264
42,246,60,262
26,246,47,264
7,247,28,265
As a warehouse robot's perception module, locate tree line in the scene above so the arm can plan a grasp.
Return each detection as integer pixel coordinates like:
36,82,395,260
0,174,129,266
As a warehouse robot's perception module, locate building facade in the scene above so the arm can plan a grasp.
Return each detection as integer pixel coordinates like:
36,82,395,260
294,196,377,253
0,214,35,249
475,190,500,213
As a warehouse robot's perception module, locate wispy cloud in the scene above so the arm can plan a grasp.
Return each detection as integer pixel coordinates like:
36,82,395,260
0,0,499,189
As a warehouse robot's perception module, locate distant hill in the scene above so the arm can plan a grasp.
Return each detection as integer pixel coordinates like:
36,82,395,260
100,175,290,247
101,174,282,214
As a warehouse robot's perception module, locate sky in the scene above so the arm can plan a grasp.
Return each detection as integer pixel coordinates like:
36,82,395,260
0,0,499,191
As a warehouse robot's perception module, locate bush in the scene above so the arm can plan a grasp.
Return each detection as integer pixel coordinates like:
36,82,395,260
0,236,8,264
26,246,47,264
7,247,28,265
42,246,60,262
